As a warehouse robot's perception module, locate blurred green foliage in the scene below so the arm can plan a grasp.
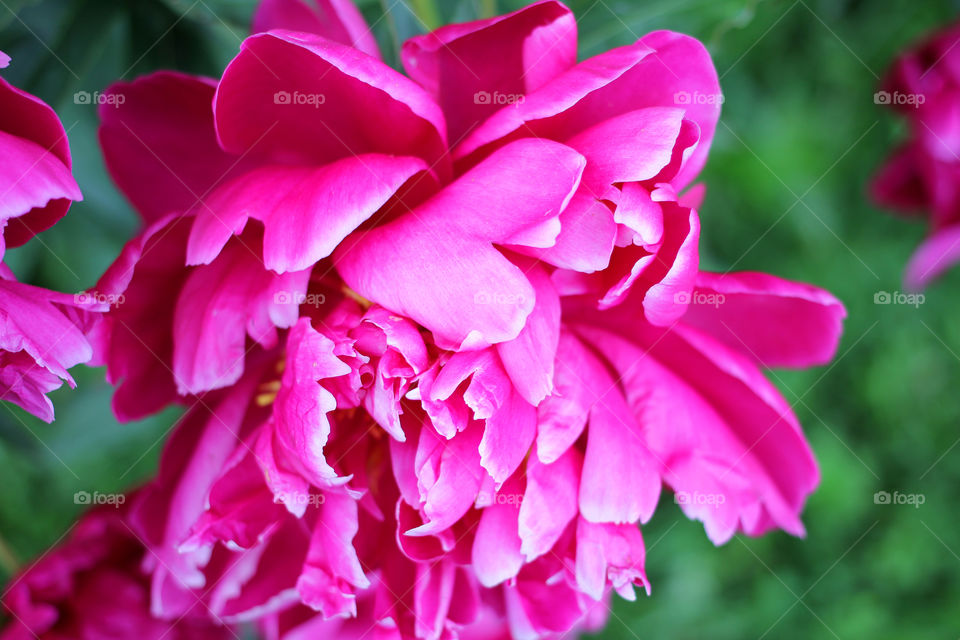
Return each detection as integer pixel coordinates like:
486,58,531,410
1,0,959,637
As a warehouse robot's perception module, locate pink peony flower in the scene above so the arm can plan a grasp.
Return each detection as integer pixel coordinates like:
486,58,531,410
0,58,97,421
871,22,960,288
2,1,847,638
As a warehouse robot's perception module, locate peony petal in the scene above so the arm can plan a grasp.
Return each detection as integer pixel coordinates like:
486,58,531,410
186,154,428,271
456,31,720,191
472,474,525,587
214,31,447,173
562,333,661,525
575,517,650,602
682,271,846,368
0,76,77,246
0,130,80,251
98,72,246,225
905,224,960,290
252,0,380,59
496,262,560,405
334,138,584,349
402,0,576,143
518,448,580,561
172,236,309,395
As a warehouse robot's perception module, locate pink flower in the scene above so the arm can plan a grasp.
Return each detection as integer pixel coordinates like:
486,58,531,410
0,59,96,421
0,503,233,640
13,1,848,638
871,22,960,288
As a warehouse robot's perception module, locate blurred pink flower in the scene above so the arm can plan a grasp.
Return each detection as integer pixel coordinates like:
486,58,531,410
871,22,960,288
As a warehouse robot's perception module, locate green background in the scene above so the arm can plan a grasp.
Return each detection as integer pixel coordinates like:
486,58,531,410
1,0,959,637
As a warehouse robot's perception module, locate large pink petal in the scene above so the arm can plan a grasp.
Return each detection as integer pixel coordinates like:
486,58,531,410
407,421,485,536
575,517,649,601
566,107,684,195
172,236,308,395
186,154,427,271
518,448,580,561
472,474,525,587
0,280,92,422
535,331,592,464
456,31,720,190
260,319,351,505
401,0,576,143
297,492,370,617
567,333,661,525
98,72,247,225
0,130,80,251
683,271,846,368
572,312,818,543
496,262,560,405
214,31,448,173
91,215,192,421
0,76,76,246
334,138,584,349
252,0,380,59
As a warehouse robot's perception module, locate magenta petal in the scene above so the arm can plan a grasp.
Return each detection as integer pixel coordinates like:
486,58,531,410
0,131,81,234
496,263,560,405
522,192,616,272
0,51,9,68
186,154,427,271
297,492,370,617
579,318,817,542
457,31,719,191
567,107,684,195
535,331,593,464
172,240,309,395
518,448,580,561
252,0,380,59
408,421,484,536
265,318,351,498
0,279,93,422
905,224,960,289
0,76,77,247
98,72,247,225
601,202,701,325
402,0,576,143
575,331,662,525
478,372,536,486
682,271,846,368
335,138,584,349
575,517,650,601
472,474,525,587
214,31,447,171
